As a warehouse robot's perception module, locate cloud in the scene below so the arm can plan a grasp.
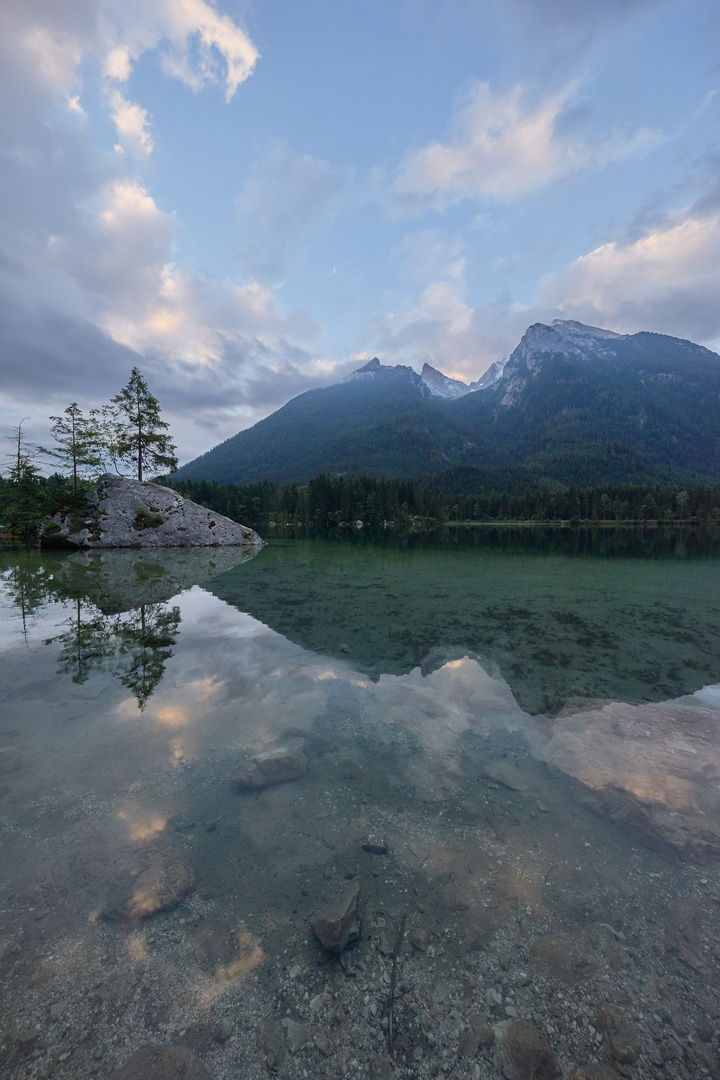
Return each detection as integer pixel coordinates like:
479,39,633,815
373,205,720,382
393,80,661,208
107,89,153,156
533,210,720,344
235,141,349,280
0,1,347,465
391,229,467,284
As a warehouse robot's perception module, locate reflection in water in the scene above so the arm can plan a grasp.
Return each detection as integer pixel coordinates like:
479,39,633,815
112,603,181,710
208,535,720,713
0,541,719,1080
43,596,180,707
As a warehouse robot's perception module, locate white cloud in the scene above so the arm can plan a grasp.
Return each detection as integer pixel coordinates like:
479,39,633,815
95,0,259,101
0,1,345,464
107,89,154,156
393,80,661,208
534,210,720,344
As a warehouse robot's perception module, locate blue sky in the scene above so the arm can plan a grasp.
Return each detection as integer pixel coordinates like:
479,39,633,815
1,0,719,463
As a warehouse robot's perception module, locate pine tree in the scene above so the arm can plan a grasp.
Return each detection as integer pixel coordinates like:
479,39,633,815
38,403,102,494
109,368,178,482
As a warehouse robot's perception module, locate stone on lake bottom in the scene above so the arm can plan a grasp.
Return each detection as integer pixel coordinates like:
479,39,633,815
234,739,308,791
596,1002,641,1065
106,1045,211,1080
468,1015,495,1047
568,1066,622,1080
499,1020,561,1080
368,1057,394,1080
101,841,194,923
256,1018,287,1067
311,882,360,952
530,933,593,985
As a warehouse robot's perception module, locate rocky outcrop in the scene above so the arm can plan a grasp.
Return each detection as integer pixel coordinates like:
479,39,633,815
46,474,265,549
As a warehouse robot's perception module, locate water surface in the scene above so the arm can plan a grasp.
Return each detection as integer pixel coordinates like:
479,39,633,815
1,535,719,1080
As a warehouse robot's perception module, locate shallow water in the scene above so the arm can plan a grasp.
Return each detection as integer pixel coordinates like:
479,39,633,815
1,536,719,1080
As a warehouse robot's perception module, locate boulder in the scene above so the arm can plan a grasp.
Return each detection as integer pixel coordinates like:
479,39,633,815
48,474,265,549
311,883,360,953
499,1020,561,1080
234,739,308,791
596,1002,641,1065
91,840,194,924
529,934,593,985
107,1045,211,1080
568,1067,621,1080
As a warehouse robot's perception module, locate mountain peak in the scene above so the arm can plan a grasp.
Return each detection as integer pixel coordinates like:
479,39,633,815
420,363,474,400
550,318,624,340
353,356,382,374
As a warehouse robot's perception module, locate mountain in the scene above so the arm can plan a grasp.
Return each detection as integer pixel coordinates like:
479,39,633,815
173,321,720,488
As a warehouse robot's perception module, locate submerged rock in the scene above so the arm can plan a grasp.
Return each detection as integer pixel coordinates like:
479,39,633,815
568,1067,622,1080
529,934,594,985
596,1002,641,1065
78,838,194,924
48,474,265,549
234,739,308,791
499,1020,561,1080
256,1017,287,1068
311,882,360,952
107,1045,211,1079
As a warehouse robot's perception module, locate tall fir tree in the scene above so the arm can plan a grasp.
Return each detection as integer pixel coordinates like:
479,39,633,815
110,368,178,482
38,403,102,493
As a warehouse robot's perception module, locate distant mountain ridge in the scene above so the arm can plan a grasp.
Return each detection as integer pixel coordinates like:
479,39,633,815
173,320,720,488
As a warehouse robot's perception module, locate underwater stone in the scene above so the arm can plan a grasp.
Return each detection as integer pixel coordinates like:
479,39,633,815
100,841,194,923
234,739,308,791
499,1020,561,1080
596,1002,641,1065
567,1067,622,1079
107,1045,212,1079
311,882,360,953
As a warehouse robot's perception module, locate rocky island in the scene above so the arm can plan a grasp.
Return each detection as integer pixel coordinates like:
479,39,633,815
45,474,265,549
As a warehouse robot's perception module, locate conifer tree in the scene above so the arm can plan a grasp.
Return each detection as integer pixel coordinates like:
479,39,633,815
38,403,102,494
109,368,178,481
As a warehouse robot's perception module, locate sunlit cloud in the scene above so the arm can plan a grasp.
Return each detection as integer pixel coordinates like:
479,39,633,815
393,80,662,208
534,210,720,344
107,89,154,157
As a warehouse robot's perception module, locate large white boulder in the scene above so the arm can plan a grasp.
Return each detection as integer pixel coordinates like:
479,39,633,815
50,474,265,549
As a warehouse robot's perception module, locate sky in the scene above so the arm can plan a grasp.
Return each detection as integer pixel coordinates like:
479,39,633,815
1,0,719,465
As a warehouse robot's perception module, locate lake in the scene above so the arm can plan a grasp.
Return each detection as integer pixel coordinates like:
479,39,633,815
1,530,719,1080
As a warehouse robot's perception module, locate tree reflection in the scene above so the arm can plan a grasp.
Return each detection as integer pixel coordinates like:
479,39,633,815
1,560,57,645
112,603,181,709
44,596,181,707
48,597,116,684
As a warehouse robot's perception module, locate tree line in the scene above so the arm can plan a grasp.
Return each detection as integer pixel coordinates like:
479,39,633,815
1,368,177,536
168,474,720,527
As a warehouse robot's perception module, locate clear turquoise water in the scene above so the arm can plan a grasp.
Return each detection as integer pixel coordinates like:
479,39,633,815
1,535,719,1080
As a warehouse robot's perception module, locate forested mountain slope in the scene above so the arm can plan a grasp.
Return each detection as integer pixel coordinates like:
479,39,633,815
173,321,720,487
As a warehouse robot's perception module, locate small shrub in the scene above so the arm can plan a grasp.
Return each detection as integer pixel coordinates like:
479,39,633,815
133,507,164,531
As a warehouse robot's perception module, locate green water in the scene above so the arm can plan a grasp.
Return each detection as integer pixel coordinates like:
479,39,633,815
209,530,720,714
1,534,719,1080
